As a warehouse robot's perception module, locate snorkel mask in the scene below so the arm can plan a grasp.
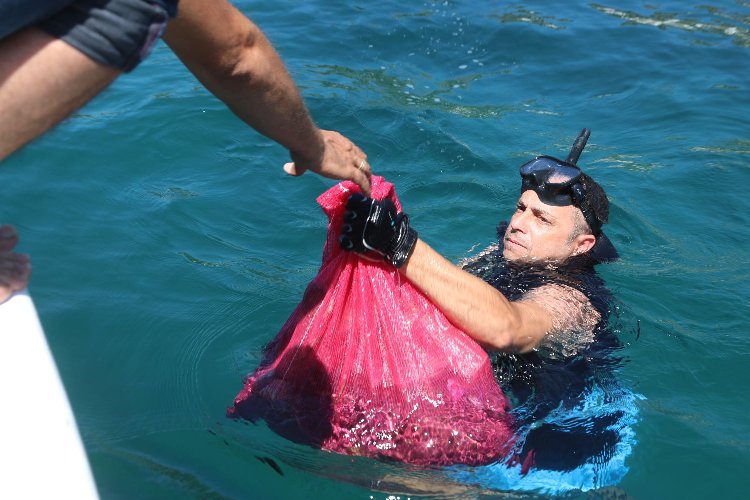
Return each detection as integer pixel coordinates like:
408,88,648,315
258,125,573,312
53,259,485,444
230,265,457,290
520,129,603,234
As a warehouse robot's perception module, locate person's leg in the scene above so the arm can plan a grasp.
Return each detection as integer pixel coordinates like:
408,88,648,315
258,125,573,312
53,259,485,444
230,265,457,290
0,225,31,304
0,27,120,161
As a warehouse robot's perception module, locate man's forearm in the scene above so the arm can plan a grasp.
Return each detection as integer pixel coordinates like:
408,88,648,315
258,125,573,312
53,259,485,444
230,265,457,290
400,239,552,352
163,0,324,164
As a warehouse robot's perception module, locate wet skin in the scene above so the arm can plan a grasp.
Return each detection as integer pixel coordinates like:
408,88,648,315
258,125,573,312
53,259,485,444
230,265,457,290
503,190,595,264
0,225,31,304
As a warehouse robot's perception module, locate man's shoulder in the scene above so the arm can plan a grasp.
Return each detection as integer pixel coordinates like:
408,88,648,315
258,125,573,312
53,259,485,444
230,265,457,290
521,282,590,302
518,282,600,338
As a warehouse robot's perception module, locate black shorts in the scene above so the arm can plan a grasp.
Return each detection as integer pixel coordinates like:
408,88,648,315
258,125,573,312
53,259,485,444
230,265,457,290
19,0,180,72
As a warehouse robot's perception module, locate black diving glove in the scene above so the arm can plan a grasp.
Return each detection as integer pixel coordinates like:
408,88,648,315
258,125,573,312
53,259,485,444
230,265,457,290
339,193,418,268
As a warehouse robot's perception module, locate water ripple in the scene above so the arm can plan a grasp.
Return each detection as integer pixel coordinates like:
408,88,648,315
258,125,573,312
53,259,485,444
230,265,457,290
592,3,750,47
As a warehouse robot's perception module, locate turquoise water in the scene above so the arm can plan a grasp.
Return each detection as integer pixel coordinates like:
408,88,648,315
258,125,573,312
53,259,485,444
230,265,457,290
3,0,750,497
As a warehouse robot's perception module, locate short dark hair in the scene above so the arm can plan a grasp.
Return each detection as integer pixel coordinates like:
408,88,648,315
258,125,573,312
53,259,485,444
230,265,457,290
575,172,619,263
579,172,609,234
566,173,609,242
568,208,591,242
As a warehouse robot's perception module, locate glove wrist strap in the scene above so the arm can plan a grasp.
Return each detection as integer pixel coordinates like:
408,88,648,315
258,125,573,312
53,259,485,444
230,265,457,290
388,225,418,268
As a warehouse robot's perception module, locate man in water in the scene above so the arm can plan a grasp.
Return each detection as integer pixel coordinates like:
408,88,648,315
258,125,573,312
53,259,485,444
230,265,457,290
0,0,373,303
339,129,617,355
339,130,632,483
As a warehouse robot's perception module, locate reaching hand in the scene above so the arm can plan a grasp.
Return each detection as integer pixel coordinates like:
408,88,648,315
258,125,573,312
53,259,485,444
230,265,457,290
284,130,372,195
0,225,31,304
338,193,418,268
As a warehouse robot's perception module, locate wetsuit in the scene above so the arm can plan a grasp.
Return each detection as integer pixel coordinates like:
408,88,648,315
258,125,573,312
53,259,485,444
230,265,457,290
453,222,639,493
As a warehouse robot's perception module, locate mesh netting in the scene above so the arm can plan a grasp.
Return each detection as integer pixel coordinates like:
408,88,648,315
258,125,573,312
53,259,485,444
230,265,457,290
229,176,514,466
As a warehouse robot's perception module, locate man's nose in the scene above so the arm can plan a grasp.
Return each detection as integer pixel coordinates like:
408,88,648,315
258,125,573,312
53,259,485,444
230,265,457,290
510,211,529,233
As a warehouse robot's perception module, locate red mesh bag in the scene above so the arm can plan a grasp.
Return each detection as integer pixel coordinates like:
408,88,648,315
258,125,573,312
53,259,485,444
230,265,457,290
229,176,514,466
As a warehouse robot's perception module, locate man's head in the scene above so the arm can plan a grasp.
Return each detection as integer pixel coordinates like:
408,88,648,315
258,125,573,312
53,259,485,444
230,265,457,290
502,130,617,264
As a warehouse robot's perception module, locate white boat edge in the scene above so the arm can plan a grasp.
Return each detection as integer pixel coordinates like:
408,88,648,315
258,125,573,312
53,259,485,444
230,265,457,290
0,290,99,499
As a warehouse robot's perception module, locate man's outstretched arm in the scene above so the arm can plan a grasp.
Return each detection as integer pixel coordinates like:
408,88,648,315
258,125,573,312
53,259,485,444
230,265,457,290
400,239,553,353
339,194,553,352
163,0,371,194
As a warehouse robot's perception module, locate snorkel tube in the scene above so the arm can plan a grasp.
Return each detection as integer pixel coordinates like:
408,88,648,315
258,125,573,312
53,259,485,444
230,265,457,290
566,128,591,165
567,128,620,263
516,128,618,263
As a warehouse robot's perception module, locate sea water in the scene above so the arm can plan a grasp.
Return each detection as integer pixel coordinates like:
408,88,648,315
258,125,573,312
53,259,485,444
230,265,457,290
2,0,749,498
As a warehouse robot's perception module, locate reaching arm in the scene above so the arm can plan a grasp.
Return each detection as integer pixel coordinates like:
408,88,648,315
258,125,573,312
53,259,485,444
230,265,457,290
339,194,553,352
400,239,553,352
163,0,371,193
0,225,32,304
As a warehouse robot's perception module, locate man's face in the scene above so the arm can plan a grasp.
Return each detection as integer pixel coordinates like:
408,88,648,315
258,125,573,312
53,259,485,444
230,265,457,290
503,190,588,263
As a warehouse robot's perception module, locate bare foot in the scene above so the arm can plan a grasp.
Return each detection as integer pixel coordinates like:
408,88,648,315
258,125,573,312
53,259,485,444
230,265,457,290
0,224,31,304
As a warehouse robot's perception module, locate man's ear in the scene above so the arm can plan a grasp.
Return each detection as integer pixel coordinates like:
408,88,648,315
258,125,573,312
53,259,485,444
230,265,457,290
573,233,596,256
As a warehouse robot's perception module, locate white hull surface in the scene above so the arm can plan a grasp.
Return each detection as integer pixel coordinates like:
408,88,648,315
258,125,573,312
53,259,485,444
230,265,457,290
0,290,98,499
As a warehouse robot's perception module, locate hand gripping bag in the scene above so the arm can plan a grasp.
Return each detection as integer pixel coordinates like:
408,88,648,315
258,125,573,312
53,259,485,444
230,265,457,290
229,176,514,466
